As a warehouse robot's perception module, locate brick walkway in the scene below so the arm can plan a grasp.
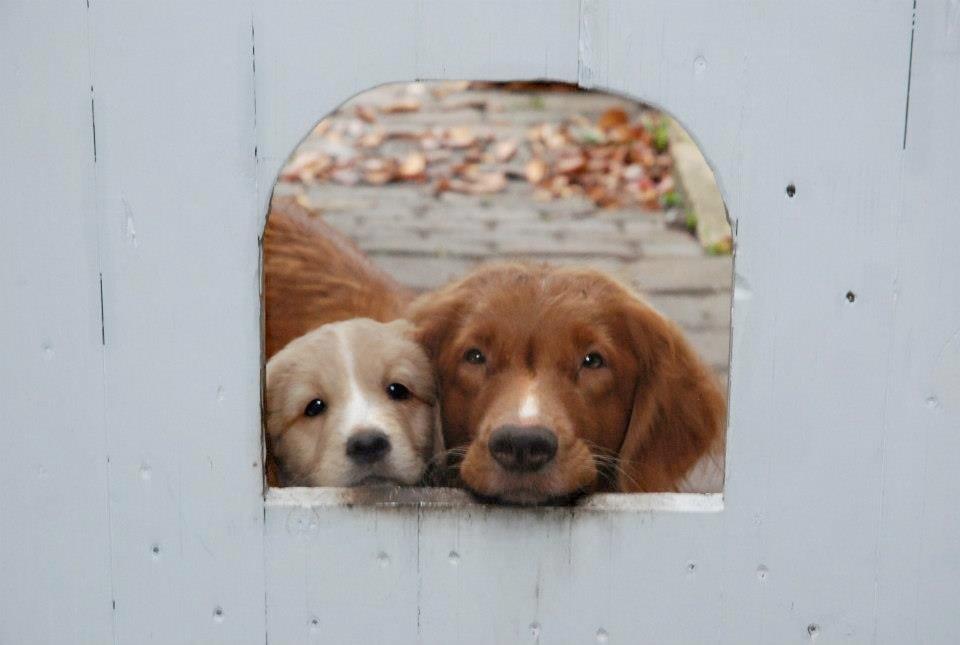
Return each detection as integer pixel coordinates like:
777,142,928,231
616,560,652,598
274,83,732,386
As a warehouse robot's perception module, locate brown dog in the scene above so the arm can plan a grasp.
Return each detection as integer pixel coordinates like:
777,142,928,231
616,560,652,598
407,263,726,503
266,318,441,487
263,198,414,486
263,199,725,501
263,197,411,359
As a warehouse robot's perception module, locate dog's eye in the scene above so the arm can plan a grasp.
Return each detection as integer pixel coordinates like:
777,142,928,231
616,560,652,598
304,399,326,417
464,348,486,365
386,383,410,400
582,352,604,369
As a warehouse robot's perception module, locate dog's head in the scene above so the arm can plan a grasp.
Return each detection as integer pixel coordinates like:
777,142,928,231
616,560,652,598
407,263,725,504
265,318,441,487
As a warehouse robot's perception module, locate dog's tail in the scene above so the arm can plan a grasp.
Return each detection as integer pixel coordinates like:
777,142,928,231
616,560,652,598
263,196,413,358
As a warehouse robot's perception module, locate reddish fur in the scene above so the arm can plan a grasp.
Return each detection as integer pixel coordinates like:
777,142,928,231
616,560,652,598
262,197,412,486
263,201,725,496
263,197,412,359
407,263,726,497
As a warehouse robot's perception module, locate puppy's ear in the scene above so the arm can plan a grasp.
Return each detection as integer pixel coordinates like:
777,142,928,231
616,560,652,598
263,349,294,488
384,317,416,338
264,349,296,436
616,297,726,492
405,284,469,359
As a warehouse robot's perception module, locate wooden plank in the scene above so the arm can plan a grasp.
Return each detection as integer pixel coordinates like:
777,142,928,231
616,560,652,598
0,4,114,643
876,2,960,642
87,3,265,643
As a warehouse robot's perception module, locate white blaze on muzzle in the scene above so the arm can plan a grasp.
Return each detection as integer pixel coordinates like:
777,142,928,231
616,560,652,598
518,383,540,420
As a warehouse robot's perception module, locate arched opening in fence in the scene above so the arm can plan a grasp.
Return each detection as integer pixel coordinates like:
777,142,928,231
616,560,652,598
261,80,734,505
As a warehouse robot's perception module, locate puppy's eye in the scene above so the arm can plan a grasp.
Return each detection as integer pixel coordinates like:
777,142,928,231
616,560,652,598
386,383,410,401
304,399,326,417
463,348,486,365
582,352,604,369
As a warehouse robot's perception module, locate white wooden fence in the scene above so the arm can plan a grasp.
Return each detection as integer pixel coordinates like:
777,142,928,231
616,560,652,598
2,1,959,643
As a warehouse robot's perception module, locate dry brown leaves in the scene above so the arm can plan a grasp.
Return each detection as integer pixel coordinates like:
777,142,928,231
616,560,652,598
379,98,421,114
280,95,678,210
522,107,678,209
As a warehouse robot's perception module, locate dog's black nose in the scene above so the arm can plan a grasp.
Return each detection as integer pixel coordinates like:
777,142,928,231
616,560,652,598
346,430,391,464
488,425,558,472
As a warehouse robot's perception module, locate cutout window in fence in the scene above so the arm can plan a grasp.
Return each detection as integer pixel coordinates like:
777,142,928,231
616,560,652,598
262,81,733,506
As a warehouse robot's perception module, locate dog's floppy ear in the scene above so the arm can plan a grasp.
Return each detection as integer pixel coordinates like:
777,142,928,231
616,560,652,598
405,283,470,361
263,348,295,488
616,297,726,492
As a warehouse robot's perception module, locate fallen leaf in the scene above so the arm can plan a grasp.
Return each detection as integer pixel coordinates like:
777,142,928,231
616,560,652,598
432,177,452,197
280,151,333,183
607,124,633,144
312,119,332,137
361,158,397,185
398,152,427,180
445,172,506,195
444,126,476,149
463,145,486,163
354,105,377,124
380,98,422,114
554,152,586,175
525,158,548,184
430,80,470,101
356,129,386,148
493,139,518,162
598,107,629,130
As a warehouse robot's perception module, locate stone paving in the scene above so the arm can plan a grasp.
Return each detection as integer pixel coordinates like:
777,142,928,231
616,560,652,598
273,83,732,386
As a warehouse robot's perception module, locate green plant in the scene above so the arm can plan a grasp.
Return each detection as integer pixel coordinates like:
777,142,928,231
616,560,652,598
706,237,733,256
661,190,683,209
652,119,670,152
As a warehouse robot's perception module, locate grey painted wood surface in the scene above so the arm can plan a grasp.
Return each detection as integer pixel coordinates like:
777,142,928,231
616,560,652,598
87,3,266,643
3,1,959,643
1,4,114,644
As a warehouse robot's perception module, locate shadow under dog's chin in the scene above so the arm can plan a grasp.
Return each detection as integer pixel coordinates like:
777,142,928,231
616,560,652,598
466,486,588,507
348,475,403,487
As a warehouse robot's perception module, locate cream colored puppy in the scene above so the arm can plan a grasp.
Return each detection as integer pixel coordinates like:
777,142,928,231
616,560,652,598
266,318,441,487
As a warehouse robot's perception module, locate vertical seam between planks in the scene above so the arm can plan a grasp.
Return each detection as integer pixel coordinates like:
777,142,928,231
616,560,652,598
903,0,917,149
873,5,919,638
576,0,583,85
84,1,118,642
250,7,272,644
416,505,423,641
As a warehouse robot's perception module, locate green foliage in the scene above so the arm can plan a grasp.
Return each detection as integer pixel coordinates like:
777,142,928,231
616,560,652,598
652,119,670,152
661,190,683,209
706,237,733,256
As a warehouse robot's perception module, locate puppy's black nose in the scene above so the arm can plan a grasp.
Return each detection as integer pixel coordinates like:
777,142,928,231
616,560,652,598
346,430,391,464
488,425,558,472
